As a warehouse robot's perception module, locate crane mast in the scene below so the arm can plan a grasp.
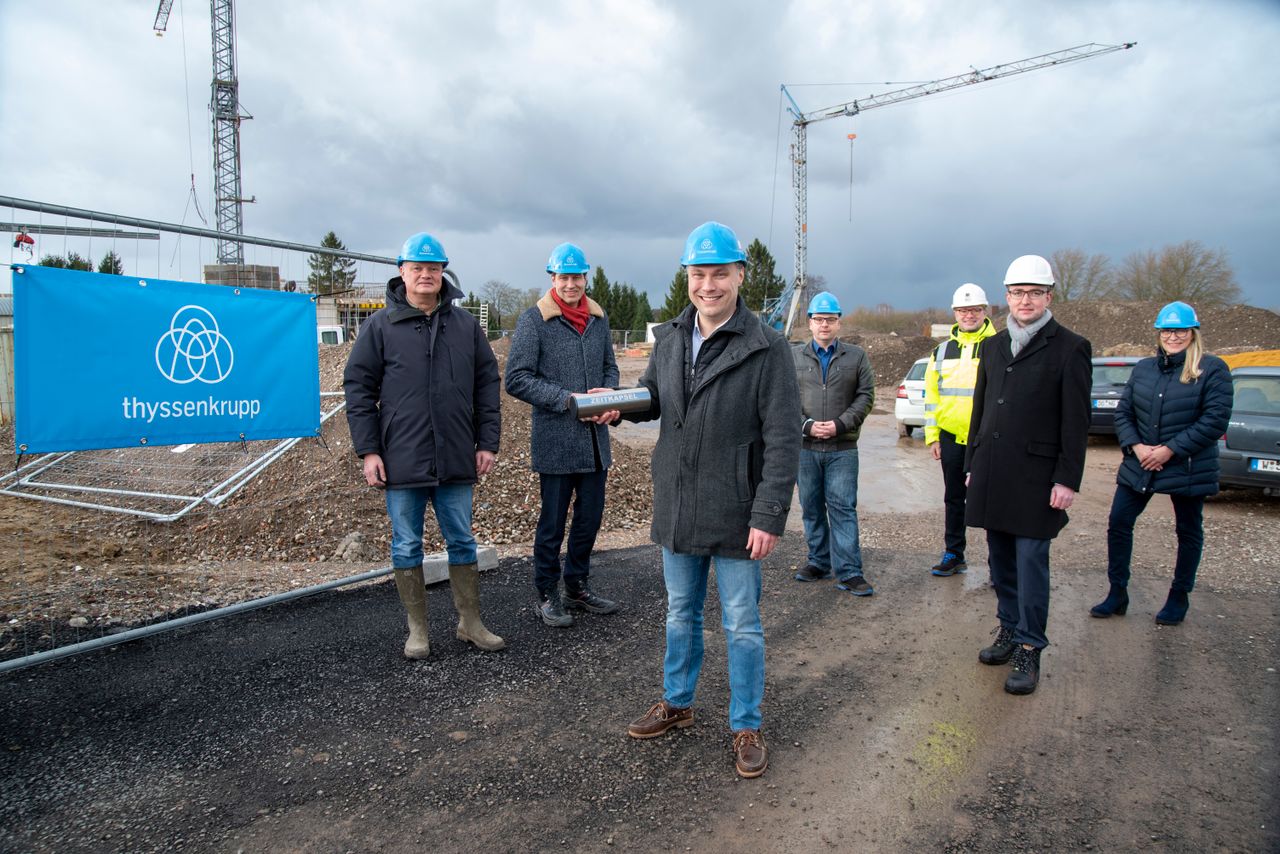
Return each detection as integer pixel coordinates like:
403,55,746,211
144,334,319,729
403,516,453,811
154,0,253,264
777,41,1135,335
210,0,252,264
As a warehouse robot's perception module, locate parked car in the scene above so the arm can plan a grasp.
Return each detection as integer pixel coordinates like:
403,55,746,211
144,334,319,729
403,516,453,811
895,357,929,437
1090,356,1143,435
1218,365,1280,494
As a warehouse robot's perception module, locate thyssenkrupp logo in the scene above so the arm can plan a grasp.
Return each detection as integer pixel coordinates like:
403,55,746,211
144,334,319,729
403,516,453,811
155,305,235,384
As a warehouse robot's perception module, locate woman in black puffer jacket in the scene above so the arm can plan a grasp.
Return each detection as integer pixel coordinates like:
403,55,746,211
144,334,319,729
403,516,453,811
1090,301,1233,626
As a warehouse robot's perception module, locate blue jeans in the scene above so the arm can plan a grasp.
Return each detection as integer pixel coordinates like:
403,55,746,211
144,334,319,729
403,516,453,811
661,549,764,732
385,484,477,568
534,470,608,598
1106,483,1204,593
798,448,863,580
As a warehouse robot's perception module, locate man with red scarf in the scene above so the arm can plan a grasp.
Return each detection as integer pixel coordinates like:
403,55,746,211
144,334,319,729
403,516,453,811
505,242,623,626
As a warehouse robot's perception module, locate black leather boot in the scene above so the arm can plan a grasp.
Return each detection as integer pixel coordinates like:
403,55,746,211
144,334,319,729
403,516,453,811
1090,584,1129,618
979,624,1016,665
1004,645,1041,695
1155,589,1190,626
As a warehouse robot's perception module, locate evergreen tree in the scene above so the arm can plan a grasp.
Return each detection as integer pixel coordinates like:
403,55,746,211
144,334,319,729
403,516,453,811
742,239,786,312
38,253,92,271
658,268,690,321
97,250,124,275
588,266,612,316
631,290,653,335
609,282,636,331
307,231,358,295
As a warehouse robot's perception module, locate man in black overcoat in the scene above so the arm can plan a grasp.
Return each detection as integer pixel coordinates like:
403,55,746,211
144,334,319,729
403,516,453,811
965,254,1091,695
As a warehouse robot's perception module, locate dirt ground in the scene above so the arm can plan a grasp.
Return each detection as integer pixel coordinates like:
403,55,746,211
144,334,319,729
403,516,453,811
1,303,1278,851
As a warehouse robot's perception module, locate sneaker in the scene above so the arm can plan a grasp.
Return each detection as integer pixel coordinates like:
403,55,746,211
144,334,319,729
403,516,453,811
978,624,1016,665
564,587,620,615
836,575,874,596
1004,645,1041,695
732,729,768,778
794,564,834,583
931,552,967,577
538,592,574,628
627,700,694,739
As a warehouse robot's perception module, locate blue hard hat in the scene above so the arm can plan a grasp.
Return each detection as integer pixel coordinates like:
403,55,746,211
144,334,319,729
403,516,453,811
1154,301,1200,329
681,221,746,266
807,291,843,316
397,232,449,267
546,242,590,275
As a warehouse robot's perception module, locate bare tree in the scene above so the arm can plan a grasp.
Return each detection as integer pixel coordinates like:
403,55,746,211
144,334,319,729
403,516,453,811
481,279,522,328
1050,248,1112,302
1113,240,1241,306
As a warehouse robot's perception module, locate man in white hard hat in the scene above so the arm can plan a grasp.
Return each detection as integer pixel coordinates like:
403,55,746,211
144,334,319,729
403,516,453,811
791,291,876,595
964,254,1091,695
923,283,997,577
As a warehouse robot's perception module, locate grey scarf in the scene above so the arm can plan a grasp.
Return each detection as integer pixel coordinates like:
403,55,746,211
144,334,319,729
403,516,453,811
1008,307,1052,357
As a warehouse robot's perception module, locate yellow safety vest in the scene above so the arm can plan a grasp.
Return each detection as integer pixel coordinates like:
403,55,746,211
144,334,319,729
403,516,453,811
924,318,997,445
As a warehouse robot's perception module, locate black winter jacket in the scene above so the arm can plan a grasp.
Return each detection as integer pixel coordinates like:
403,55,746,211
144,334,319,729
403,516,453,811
343,276,501,488
1114,349,1233,496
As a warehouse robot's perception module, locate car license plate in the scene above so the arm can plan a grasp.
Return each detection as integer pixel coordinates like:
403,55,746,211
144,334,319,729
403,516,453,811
1093,399,1119,409
1250,458,1280,473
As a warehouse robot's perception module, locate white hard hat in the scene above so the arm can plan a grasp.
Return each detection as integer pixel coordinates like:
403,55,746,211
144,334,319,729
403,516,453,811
951,283,988,308
1003,254,1054,287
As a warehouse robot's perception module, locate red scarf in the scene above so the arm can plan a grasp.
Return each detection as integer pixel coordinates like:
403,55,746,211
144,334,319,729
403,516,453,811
551,288,590,334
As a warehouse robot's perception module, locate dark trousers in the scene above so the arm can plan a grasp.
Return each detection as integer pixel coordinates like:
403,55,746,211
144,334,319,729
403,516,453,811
1106,483,1204,593
987,530,1051,649
938,430,968,558
534,469,608,598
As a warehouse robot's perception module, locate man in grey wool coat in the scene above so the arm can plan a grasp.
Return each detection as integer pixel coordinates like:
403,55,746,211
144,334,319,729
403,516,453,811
505,242,623,627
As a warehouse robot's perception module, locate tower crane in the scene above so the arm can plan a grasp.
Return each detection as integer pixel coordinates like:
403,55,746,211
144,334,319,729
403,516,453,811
769,41,1136,336
154,0,254,264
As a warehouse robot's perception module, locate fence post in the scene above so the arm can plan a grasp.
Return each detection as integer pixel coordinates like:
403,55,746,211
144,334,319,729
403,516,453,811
0,327,13,424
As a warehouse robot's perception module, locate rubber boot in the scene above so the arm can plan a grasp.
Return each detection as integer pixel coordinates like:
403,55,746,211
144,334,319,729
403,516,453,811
392,567,431,660
1155,588,1190,626
1089,584,1129,618
448,563,506,651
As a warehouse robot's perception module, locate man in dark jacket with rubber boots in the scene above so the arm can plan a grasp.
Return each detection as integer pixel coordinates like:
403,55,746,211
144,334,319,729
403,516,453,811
343,231,505,660
965,254,1091,695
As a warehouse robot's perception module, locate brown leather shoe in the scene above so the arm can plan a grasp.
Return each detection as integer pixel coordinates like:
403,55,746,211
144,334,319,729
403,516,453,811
627,700,694,739
732,729,768,778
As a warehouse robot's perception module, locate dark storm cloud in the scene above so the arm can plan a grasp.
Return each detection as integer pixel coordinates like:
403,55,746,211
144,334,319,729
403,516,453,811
2,0,1276,309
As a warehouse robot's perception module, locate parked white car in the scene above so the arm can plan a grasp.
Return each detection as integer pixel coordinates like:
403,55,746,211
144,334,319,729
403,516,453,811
895,357,929,437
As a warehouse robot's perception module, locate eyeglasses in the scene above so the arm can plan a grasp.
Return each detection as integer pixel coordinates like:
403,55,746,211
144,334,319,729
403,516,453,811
1006,288,1049,301
954,307,985,316
809,316,840,325
1158,328,1193,338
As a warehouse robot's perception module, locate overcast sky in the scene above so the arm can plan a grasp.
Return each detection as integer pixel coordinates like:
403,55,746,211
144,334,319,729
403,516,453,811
2,0,1277,310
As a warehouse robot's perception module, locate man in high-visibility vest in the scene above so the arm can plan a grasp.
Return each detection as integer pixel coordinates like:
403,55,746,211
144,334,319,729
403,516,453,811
924,283,997,577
